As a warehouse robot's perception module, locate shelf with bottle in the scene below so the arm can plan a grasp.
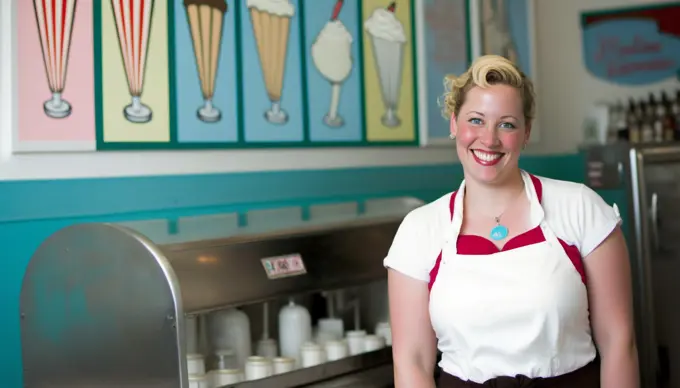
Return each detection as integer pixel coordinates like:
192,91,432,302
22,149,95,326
606,89,680,145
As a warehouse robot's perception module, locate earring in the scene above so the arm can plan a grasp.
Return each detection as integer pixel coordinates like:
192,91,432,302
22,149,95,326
522,143,527,150
449,134,456,140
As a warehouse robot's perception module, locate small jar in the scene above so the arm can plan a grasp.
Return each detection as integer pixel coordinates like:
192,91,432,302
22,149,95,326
245,356,273,381
300,341,325,368
375,322,392,345
363,334,386,352
209,368,243,386
188,373,208,388
272,356,296,374
186,353,205,375
345,330,367,355
324,339,349,361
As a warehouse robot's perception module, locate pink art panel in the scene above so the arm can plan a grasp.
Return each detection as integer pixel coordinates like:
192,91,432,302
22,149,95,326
17,0,96,143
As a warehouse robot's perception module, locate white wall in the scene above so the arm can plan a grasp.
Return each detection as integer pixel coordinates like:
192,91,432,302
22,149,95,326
1,0,677,180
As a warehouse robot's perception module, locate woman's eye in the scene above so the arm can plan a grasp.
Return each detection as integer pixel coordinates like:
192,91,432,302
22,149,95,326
499,122,516,129
469,118,483,125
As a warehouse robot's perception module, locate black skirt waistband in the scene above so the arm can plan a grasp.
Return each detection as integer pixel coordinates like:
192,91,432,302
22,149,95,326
437,360,599,388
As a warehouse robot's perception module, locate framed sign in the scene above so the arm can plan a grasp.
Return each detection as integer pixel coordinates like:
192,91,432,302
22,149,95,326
467,0,540,143
416,0,471,146
581,3,680,86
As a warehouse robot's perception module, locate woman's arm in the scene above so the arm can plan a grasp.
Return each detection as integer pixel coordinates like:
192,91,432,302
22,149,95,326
584,226,639,388
388,269,438,387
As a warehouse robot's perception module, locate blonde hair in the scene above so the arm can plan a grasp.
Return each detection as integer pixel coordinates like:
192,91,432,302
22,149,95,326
439,55,536,122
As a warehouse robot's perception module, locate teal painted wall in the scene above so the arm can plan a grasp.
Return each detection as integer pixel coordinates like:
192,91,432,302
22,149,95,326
1,153,599,387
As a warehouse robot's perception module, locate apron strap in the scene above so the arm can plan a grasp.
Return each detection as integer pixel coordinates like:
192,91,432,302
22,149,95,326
428,191,457,291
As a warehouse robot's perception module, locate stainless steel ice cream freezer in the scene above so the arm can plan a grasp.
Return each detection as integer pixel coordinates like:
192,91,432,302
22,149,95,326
19,198,423,387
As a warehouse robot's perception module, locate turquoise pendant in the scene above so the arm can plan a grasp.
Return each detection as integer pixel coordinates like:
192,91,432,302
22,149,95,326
490,224,509,241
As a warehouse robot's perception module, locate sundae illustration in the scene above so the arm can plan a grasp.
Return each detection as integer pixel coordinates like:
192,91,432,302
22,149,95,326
110,0,155,123
33,0,78,119
184,0,228,123
481,0,517,63
247,0,295,125
311,0,353,128
364,1,406,128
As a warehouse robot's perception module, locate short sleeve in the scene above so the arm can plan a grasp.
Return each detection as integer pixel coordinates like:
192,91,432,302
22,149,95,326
577,184,623,258
383,212,430,282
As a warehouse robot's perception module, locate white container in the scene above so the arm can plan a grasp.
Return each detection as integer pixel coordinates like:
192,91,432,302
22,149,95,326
212,348,237,370
278,300,312,365
345,330,367,355
245,356,273,381
209,368,243,386
324,339,349,361
300,341,325,368
187,353,206,375
375,322,392,345
208,308,252,369
256,338,278,359
188,374,209,388
363,334,386,352
272,357,296,374
317,317,344,339
314,327,340,347
185,315,198,354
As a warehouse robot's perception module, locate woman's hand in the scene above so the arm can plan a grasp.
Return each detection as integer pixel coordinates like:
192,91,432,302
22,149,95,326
388,269,438,388
585,227,640,388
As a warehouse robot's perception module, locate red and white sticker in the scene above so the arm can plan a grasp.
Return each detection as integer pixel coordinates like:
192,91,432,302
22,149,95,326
260,253,307,279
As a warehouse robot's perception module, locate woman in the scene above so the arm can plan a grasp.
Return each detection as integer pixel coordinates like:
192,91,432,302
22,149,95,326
385,55,639,387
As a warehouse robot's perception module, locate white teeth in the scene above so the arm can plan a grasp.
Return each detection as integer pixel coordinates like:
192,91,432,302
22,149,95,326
472,150,502,162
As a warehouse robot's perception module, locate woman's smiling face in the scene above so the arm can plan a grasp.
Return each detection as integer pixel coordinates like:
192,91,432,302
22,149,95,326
450,84,530,185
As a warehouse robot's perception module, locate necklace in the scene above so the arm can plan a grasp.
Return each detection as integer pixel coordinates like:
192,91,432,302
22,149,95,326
489,186,525,241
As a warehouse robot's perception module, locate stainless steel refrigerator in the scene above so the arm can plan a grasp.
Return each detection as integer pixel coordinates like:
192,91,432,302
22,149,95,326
585,143,680,388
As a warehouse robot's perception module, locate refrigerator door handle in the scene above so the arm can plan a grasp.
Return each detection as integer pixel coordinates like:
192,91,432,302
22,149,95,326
650,192,660,253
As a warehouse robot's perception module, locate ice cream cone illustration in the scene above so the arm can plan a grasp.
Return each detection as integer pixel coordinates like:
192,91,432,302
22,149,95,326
247,0,295,125
364,1,406,128
110,0,155,123
33,0,78,119
184,0,227,123
311,0,353,128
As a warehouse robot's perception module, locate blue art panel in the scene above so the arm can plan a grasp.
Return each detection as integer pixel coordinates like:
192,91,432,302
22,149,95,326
475,0,532,77
303,0,363,143
173,0,239,143
505,0,532,77
423,0,469,141
240,0,304,143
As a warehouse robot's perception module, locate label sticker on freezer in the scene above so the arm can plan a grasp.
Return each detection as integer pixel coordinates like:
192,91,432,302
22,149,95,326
261,253,307,279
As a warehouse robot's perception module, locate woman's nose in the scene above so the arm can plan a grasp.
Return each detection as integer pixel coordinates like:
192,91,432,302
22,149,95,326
479,126,500,147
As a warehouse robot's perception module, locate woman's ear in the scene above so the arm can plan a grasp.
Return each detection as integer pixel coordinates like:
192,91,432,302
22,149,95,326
450,112,458,138
524,122,532,144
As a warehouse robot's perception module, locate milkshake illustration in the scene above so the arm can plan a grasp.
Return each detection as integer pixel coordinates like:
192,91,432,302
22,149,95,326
184,0,228,123
364,2,406,128
247,0,295,125
110,0,155,123
481,0,517,63
33,0,78,119
311,0,353,128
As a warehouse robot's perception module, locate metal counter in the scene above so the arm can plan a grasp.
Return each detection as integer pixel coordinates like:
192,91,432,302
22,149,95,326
20,198,422,387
